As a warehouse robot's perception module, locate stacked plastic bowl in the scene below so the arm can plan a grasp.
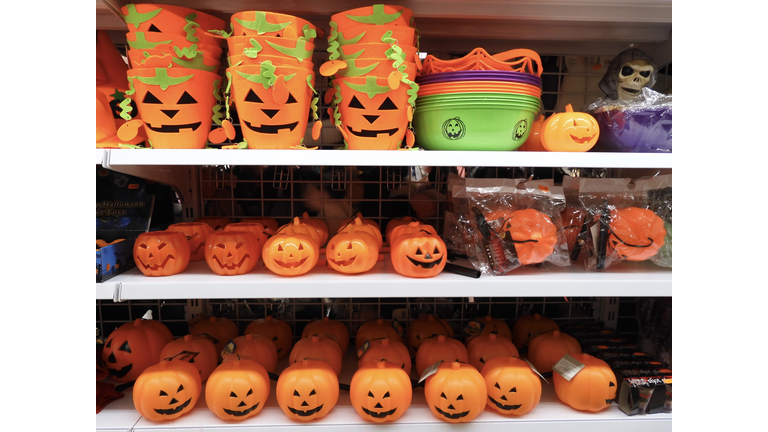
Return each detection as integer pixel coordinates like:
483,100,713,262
413,49,544,151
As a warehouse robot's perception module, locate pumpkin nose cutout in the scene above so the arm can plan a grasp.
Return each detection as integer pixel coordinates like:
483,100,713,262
169,398,178,405
375,403,383,408
425,252,432,259
149,253,154,258
161,109,179,119
238,401,247,407
448,404,455,410
262,109,280,119
107,353,116,363
227,252,232,258
363,115,379,124
301,401,309,407
501,395,507,401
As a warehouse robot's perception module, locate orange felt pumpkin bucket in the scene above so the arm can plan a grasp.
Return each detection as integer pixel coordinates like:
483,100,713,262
511,313,560,349
227,36,315,65
276,359,339,421
326,223,379,274
126,31,223,58
424,361,487,423
390,229,447,278
289,335,344,376
407,315,454,357
167,222,213,262
121,3,225,46
337,43,418,63
227,63,315,149
498,209,559,265
607,207,667,261
159,335,219,382
355,318,404,351
357,338,412,376
205,356,270,421
415,335,469,377
302,317,350,354
133,359,202,421
467,333,519,371
230,334,279,373
465,315,512,346
133,231,190,276
350,360,413,423
480,356,542,416
333,75,414,150
189,316,239,354
554,353,617,412
230,11,320,39
245,316,294,359
194,216,231,231
331,5,415,33
204,231,261,275
331,59,418,81
541,104,600,152
102,319,174,382
332,23,417,47
262,226,320,276
127,47,222,72
527,330,582,374
122,67,221,149
228,53,315,70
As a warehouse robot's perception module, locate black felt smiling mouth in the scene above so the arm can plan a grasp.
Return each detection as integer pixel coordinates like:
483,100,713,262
347,126,399,137
362,407,397,418
224,402,260,417
434,406,469,419
146,122,202,133
107,364,133,379
488,396,522,411
406,254,443,269
244,121,299,133
154,398,192,415
288,404,324,416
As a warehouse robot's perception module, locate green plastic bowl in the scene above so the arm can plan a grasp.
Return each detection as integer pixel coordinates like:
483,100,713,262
418,92,541,105
413,102,538,151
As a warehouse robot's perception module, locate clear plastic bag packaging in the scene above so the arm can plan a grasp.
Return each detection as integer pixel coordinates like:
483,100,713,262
579,175,671,270
562,176,594,263
464,178,570,275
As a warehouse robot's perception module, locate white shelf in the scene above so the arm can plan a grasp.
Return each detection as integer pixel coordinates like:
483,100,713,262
97,351,671,432
97,259,670,301
100,149,672,169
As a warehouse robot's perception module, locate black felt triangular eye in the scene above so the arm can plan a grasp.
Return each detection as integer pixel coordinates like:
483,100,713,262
349,95,365,109
143,91,162,104
148,24,162,32
245,89,264,103
177,385,184,392
177,91,197,104
378,97,398,110
119,341,131,353
286,93,298,104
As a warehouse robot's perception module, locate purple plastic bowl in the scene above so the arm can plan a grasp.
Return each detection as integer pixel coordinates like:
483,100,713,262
416,70,542,87
591,106,672,153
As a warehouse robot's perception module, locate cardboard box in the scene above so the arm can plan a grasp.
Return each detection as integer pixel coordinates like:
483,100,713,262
96,237,137,282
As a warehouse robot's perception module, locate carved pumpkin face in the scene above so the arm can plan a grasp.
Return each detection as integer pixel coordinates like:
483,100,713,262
511,313,560,349
415,335,469,377
189,316,239,354
335,76,411,150
607,207,666,261
133,359,202,421
326,224,379,274
554,353,617,412
204,231,260,276
245,316,294,359
262,226,319,276
390,230,446,278
425,362,487,423
480,356,542,416
205,356,270,421
541,104,600,152
350,361,413,423
167,222,213,261
228,63,315,149
289,335,344,376
230,334,279,373
442,117,466,140
357,338,412,376
527,330,582,374
126,67,220,149
407,315,454,356
134,231,191,276
159,335,219,382
302,317,350,355
102,319,174,382
276,359,339,421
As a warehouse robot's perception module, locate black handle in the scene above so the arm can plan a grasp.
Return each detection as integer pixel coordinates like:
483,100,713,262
444,263,481,278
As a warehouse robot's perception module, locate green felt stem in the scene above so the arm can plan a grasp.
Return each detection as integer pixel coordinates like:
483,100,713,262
234,12,291,34
208,29,232,38
343,76,392,98
183,13,201,43
122,4,162,30
132,68,194,90
340,59,379,77
301,24,317,41
127,32,172,50
266,39,312,62
339,48,364,61
344,4,403,25
171,54,218,72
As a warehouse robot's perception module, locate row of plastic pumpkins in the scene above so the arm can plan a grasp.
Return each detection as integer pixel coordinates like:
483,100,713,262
134,213,447,278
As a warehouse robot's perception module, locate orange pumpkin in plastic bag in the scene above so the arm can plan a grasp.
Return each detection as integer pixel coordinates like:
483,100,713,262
262,226,319,276
167,222,213,262
205,355,270,420
276,359,339,421
204,231,261,275
350,360,412,423
133,359,202,421
607,207,666,261
134,231,190,276
498,209,558,265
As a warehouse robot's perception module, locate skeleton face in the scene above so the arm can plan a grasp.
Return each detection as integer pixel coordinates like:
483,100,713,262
616,59,654,101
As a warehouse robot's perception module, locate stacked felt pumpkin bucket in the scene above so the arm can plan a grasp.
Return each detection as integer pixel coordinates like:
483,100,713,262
116,3,227,149
217,11,322,149
320,5,420,150
413,48,544,151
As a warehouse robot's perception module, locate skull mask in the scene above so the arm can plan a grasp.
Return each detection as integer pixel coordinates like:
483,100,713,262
616,59,654,101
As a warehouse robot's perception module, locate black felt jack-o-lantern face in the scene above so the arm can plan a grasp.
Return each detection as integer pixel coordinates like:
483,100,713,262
345,94,401,139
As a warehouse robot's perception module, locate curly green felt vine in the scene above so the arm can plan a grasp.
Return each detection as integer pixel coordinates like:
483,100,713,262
327,21,341,61
332,82,343,128
307,76,319,121
243,39,263,58
300,24,317,41
224,71,233,120
184,13,201,43
173,45,198,59
212,79,223,126
119,78,137,121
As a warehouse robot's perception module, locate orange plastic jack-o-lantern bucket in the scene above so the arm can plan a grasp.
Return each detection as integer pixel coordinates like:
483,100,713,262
228,62,316,149
121,67,221,149
204,231,261,275
133,231,190,276
262,226,320,276
167,222,213,262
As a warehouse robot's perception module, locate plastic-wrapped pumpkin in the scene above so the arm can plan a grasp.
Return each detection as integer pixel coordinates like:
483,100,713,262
355,318,403,351
607,207,667,261
133,359,202,421
166,222,213,262
358,338,412,376
159,335,219,382
467,333,519,372
276,359,339,421
289,335,344,376
102,319,174,382
190,316,239,354
424,361,487,423
262,226,320,276
480,356,542,416
499,209,558,265
415,335,469,377
553,353,617,412
407,315,454,357
325,223,379,274
511,313,560,349
302,317,350,354
350,360,412,423
245,316,294,359
134,231,191,276
527,330,582,374
230,334,279,373
205,356,270,420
